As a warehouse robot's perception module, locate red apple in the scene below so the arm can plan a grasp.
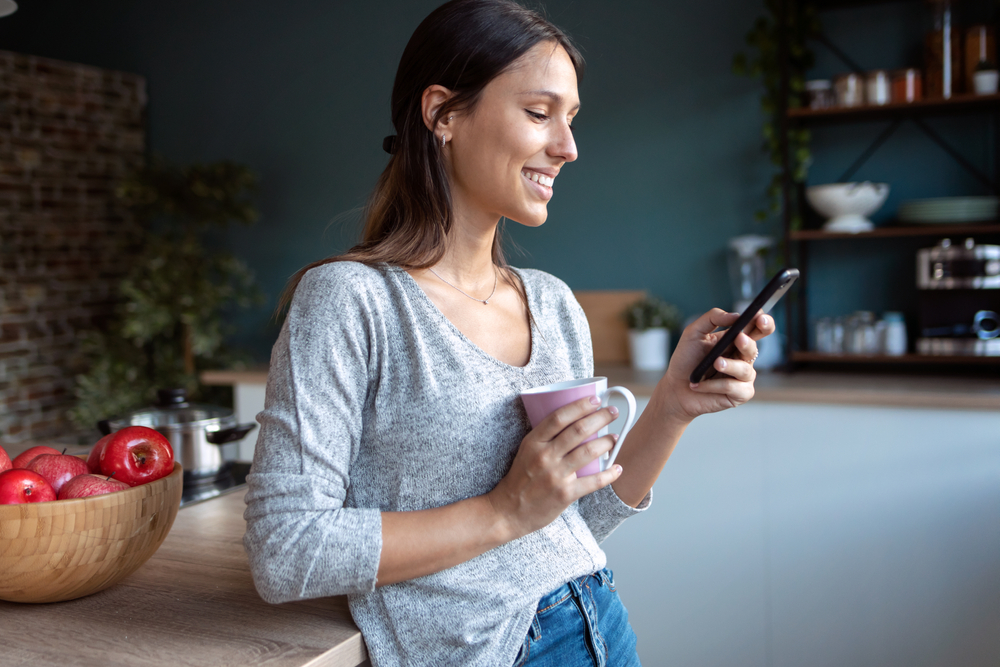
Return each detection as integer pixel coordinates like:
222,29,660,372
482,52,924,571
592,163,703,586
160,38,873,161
26,453,89,495
57,473,130,499
11,445,61,469
99,426,173,486
0,444,10,472
86,434,113,474
0,469,57,504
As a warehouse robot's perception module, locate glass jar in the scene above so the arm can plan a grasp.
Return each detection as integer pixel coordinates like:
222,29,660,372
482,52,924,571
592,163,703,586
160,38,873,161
882,312,908,356
815,317,832,352
834,73,866,107
965,25,996,94
892,68,923,103
925,0,962,99
866,70,892,106
830,317,845,354
806,79,835,109
846,311,877,354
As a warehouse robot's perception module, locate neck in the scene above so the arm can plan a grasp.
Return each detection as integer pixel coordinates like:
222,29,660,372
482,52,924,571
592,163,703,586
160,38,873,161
432,204,501,287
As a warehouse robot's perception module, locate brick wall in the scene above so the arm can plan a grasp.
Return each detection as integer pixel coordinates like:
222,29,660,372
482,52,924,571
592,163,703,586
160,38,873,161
0,51,146,444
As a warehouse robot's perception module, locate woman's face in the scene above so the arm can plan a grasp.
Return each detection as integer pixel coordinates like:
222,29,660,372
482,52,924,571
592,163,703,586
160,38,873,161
446,41,579,228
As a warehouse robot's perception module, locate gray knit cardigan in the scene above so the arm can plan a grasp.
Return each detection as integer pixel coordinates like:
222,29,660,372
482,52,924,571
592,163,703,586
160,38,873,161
243,261,651,666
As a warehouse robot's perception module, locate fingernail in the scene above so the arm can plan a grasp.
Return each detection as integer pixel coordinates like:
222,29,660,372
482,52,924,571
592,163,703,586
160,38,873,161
614,464,623,474
590,396,601,405
717,358,727,370
611,433,619,441
609,406,619,417
690,382,699,389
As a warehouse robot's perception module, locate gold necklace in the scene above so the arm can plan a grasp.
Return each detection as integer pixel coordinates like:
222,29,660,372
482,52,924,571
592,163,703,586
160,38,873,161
428,265,498,305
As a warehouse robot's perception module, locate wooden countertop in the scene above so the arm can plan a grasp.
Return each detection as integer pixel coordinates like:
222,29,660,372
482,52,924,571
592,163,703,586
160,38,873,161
0,489,368,667
594,365,1000,411
203,365,1000,411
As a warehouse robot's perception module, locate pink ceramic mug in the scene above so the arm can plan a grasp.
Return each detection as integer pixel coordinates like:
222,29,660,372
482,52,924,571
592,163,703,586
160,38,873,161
520,377,637,477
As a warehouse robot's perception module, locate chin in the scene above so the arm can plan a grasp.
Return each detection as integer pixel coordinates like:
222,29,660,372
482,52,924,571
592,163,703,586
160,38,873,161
507,207,549,228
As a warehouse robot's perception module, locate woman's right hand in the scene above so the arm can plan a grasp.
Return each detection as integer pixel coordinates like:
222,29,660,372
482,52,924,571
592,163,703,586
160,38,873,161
487,396,624,540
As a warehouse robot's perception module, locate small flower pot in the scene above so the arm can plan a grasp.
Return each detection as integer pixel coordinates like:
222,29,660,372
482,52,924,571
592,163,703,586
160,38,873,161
628,328,670,371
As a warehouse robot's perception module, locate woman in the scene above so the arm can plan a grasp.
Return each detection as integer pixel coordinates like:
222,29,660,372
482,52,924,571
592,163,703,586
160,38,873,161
243,1,774,665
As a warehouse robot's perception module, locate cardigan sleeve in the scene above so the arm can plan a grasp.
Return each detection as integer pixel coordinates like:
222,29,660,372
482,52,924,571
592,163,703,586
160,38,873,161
561,287,653,543
243,263,383,602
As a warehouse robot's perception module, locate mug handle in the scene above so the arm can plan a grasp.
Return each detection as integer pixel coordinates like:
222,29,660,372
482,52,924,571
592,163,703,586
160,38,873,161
600,386,637,470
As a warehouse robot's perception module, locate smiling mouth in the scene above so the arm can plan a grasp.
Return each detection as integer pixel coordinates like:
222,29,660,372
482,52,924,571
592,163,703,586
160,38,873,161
521,170,554,187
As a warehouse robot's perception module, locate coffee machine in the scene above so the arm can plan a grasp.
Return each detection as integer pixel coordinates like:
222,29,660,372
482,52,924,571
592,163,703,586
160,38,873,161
727,234,782,367
916,238,1000,356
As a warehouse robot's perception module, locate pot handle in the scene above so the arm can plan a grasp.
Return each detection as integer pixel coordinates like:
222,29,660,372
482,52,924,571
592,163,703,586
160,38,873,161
206,423,258,445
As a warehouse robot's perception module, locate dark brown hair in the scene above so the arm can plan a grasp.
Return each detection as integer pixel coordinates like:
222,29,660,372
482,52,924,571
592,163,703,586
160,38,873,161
279,0,583,312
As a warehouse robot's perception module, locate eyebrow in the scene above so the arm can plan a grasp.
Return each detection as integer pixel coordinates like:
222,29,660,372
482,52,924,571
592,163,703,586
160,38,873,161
519,90,581,112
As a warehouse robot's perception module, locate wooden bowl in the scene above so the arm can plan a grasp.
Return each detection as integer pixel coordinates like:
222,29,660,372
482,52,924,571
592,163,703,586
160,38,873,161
0,462,183,603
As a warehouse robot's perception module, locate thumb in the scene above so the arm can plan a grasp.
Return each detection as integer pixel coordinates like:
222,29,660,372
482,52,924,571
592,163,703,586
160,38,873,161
688,308,741,337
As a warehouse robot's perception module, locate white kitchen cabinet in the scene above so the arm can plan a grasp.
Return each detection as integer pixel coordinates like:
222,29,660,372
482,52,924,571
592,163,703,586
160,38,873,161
602,401,1000,667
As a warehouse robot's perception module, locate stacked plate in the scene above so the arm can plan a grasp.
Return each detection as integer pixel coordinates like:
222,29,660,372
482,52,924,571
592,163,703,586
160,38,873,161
899,196,999,224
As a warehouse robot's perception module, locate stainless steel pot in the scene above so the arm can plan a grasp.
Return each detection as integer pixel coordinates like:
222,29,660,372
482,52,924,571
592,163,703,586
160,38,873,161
99,389,256,480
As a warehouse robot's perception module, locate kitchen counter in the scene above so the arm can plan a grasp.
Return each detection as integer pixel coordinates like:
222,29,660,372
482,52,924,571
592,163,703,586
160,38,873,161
0,489,368,667
204,364,1000,411
594,364,1000,410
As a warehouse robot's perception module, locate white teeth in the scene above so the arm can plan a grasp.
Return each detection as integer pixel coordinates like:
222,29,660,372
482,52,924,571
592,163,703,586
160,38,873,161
522,171,554,187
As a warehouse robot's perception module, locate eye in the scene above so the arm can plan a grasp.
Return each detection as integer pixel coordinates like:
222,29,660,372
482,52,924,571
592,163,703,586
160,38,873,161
525,109,549,121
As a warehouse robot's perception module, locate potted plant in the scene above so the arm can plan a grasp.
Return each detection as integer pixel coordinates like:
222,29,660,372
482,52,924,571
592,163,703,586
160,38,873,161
732,0,821,231
69,158,263,435
622,296,682,371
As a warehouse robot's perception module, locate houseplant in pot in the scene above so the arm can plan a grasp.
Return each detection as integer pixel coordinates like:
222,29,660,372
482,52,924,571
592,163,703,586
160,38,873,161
622,296,682,371
69,159,263,436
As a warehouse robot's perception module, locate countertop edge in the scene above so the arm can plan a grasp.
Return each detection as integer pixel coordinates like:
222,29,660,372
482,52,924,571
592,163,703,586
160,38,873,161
201,366,1000,411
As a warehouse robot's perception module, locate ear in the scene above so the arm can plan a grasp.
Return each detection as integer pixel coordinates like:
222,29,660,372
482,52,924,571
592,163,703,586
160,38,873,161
421,84,454,133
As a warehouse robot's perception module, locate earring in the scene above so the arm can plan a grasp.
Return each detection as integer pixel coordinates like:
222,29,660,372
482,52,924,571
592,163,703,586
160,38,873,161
441,134,447,148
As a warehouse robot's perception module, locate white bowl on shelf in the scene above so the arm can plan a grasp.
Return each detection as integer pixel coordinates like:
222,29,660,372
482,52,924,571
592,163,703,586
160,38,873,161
806,182,890,233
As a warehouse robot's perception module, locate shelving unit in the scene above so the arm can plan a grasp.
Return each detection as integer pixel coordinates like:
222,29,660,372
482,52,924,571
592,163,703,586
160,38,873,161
776,0,1000,370
787,92,1000,121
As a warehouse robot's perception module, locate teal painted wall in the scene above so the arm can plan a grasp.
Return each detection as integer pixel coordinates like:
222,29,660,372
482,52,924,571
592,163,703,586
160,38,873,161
1,0,773,358
3,0,995,359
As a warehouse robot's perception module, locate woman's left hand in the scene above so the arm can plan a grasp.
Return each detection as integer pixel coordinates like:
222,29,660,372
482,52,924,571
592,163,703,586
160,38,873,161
656,308,775,425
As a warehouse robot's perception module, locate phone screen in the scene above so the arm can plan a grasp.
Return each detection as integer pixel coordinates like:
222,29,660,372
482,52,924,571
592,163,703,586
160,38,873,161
688,268,799,384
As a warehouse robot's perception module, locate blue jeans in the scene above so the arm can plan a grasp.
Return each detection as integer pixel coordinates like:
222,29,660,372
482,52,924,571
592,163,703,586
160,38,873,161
513,569,642,666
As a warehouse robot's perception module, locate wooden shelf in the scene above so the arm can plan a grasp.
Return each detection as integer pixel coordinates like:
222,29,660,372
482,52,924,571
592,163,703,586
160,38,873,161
788,94,1000,124
792,351,1000,365
789,222,1000,240
815,0,920,9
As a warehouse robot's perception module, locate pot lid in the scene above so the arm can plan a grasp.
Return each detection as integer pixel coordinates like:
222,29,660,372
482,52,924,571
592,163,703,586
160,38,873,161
108,388,234,429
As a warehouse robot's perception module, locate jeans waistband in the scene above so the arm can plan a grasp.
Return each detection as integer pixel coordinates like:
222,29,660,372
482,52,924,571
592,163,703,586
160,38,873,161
535,568,613,613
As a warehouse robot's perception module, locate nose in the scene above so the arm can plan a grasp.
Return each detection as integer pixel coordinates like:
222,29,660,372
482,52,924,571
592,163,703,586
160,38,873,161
548,120,578,163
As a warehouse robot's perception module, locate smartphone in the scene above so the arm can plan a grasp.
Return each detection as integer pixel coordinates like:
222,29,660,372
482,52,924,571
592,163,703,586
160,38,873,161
688,268,800,384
